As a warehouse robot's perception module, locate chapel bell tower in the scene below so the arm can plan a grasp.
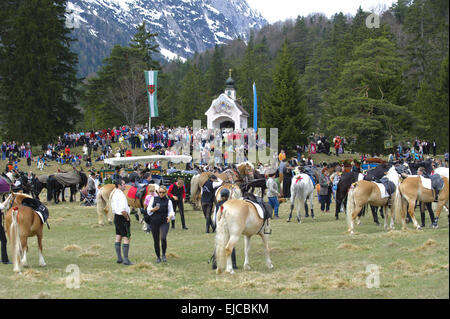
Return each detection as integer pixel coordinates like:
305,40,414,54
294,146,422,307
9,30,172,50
224,69,236,100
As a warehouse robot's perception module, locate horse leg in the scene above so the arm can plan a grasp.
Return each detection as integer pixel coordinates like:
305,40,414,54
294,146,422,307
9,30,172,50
20,235,28,267
259,233,273,269
349,205,363,235
296,198,302,223
37,231,46,267
225,234,240,274
309,194,315,219
243,235,251,271
432,200,445,228
287,193,295,222
304,197,309,218
407,199,421,230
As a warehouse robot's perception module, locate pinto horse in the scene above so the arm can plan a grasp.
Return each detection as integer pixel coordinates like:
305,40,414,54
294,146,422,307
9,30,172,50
214,199,273,274
3,193,47,273
96,183,159,225
393,176,449,230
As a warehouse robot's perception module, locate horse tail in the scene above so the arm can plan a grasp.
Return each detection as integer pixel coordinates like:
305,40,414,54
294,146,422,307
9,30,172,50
392,187,403,225
190,175,200,208
215,205,230,274
10,208,23,272
346,184,356,228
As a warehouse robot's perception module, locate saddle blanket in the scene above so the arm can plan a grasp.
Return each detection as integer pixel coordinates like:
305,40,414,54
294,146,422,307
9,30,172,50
244,199,265,219
419,176,432,190
374,183,389,199
127,186,138,198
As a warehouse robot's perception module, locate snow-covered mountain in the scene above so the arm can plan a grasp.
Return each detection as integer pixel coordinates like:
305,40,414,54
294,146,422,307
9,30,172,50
66,0,267,76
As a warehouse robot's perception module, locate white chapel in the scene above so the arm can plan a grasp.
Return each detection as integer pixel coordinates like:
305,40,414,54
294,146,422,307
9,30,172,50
205,70,249,130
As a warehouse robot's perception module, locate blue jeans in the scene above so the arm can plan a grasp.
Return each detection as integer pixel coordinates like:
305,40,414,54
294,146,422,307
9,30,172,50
1,152,5,161
268,196,279,217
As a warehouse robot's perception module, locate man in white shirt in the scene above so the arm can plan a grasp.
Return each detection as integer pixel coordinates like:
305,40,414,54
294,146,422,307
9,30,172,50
111,179,133,265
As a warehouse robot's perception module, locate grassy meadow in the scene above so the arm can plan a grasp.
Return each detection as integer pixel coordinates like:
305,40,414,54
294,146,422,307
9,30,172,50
0,146,448,299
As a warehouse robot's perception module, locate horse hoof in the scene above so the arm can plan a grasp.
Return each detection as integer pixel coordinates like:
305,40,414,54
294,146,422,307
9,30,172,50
267,264,274,269
286,219,291,223
244,264,251,271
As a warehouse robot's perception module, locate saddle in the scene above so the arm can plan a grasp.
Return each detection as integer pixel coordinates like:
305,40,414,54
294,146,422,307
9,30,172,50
376,177,396,198
21,198,50,228
243,193,273,221
128,185,148,207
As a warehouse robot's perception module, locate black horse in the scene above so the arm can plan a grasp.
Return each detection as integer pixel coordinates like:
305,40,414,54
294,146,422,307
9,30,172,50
47,170,87,204
31,174,52,202
239,168,267,199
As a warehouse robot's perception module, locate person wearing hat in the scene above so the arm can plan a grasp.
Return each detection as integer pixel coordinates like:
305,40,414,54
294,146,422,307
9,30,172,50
201,174,223,233
266,169,280,218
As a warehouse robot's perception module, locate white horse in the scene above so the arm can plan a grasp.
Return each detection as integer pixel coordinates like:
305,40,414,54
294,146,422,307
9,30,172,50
287,174,315,223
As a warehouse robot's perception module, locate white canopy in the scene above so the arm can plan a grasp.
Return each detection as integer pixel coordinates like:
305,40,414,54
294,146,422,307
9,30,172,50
104,155,192,167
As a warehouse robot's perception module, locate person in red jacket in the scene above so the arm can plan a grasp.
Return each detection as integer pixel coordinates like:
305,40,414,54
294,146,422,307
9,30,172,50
333,136,342,157
167,179,188,230
125,149,132,157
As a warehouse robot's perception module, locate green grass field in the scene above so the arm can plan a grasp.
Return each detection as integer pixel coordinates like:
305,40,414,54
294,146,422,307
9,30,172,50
0,194,448,299
1,146,448,299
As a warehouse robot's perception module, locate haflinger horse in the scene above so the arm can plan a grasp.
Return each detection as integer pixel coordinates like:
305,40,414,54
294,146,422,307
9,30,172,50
190,162,254,210
393,175,449,230
346,180,392,235
96,183,159,225
347,164,407,234
3,192,46,273
214,199,273,274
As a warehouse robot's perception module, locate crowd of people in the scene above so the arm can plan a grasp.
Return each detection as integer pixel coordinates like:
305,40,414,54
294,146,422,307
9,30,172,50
2,126,449,267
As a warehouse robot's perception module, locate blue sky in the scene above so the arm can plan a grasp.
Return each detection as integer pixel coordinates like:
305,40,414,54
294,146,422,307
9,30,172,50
246,0,396,23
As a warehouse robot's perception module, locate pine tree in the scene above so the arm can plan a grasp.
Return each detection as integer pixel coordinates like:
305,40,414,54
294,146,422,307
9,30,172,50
0,0,80,146
130,21,161,70
262,41,310,151
324,37,419,154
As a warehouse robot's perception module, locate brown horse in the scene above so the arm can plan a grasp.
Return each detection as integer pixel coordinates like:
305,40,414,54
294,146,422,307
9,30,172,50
4,193,46,273
215,199,273,274
346,180,393,234
190,162,254,210
393,176,449,230
96,183,159,225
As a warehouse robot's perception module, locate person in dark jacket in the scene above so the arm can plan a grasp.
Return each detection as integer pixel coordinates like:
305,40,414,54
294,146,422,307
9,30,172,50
167,179,188,230
201,175,222,233
146,186,175,263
